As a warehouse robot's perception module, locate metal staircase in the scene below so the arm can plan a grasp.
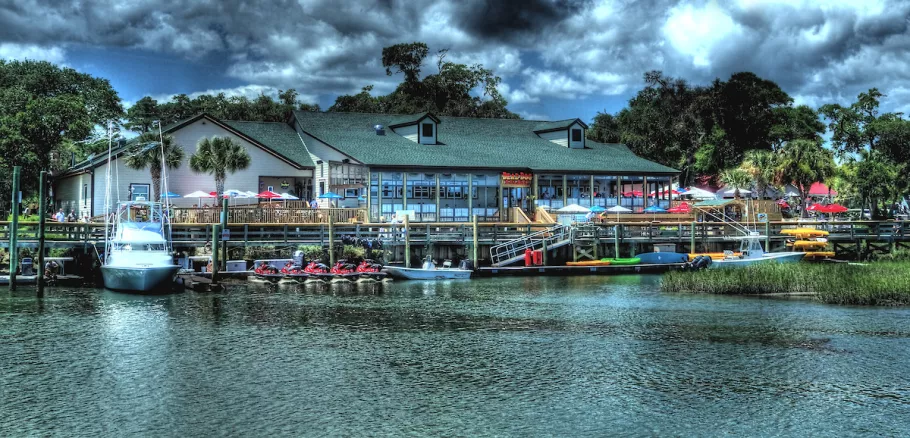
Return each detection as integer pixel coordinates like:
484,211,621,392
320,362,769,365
490,224,573,266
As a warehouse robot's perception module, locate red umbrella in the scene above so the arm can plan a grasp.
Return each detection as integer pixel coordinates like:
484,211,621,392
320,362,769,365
256,190,282,199
806,203,821,212
818,203,848,214
667,202,691,213
622,190,643,197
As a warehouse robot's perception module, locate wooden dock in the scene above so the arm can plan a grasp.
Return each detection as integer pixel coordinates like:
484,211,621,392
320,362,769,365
475,263,687,277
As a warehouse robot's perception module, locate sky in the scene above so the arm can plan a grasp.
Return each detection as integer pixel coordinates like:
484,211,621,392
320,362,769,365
2,0,910,123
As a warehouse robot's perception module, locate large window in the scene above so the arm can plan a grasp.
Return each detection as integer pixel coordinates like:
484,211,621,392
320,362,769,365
330,163,366,186
82,184,89,206
129,183,149,201
422,123,433,137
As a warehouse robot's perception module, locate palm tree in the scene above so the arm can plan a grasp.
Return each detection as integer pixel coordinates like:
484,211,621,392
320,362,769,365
123,132,184,201
740,150,777,200
720,168,751,199
189,137,251,198
774,139,836,217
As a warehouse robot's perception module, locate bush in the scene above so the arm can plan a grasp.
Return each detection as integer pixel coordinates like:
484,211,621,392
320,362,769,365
341,245,365,261
297,245,325,262
49,248,72,257
243,245,279,260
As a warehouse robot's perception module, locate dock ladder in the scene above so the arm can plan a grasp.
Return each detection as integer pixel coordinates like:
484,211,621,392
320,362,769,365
489,224,573,266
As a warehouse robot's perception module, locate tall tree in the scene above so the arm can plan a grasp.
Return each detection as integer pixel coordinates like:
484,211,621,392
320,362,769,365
330,42,518,119
188,137,251,198
587,111,621,143
124,96,161,133
774,139,836,217
123,133,184,202
0,60,123,197
769,105,825,148
711,72,792,154
843,150,903,218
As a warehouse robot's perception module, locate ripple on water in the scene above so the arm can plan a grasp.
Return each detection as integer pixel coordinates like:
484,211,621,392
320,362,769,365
1,276,909,436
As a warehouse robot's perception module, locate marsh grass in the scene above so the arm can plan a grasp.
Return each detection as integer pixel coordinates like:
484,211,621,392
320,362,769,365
661,262,910,306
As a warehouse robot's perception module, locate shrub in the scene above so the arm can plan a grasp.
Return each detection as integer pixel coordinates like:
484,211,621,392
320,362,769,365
243,245,279,260
298,244,325,261
341,245,365,261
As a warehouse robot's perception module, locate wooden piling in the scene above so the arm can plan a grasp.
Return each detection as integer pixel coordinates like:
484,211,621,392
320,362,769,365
472,215,478,267
404,214,411,268
37,171,47,295
328,215,335,266
221,198,228,270
211,223,219,284
690,221,696,254
9,166,20,291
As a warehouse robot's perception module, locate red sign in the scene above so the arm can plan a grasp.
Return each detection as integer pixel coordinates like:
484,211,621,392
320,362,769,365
502,172,532,187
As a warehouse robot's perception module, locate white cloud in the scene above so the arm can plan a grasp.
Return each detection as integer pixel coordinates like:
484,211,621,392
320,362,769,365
522,68,591,99
663,2,742,68
516,110,549,121
0,43,66,63
497,83,539,105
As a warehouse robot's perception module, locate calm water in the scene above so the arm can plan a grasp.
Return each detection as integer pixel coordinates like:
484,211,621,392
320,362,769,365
2,276,909,436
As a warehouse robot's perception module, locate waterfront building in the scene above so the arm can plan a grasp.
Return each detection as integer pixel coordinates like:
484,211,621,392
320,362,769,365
55,111,678,222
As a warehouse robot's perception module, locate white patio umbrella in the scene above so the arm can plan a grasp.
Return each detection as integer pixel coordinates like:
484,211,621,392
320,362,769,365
683,187,717,200
606,205,632,222
722,187,752,197
556,204,591,213
185,190,215,207
277,192,299,207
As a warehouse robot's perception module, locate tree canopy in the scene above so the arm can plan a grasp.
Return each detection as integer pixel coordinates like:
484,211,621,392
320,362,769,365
329,42,518,119
0,60,123,195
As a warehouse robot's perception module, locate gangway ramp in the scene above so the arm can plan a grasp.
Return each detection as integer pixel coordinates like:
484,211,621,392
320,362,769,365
490,225,572,266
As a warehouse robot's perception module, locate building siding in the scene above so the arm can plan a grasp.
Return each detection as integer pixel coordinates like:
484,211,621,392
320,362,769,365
418,119,436,144
296,128,356,197
568,122,585,149
538,129,569,147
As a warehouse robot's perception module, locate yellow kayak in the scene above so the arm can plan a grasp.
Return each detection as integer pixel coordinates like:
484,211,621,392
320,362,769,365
803,251,835,259
566,260,612,267
790,240,828,250
781,228,829,239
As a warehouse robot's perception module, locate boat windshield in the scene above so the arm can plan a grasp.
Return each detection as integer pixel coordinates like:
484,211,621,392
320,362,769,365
110,242,167,252
740,237,765,254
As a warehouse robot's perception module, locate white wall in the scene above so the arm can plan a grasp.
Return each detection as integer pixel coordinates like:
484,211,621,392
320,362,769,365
91,119,312,211
393,124,418,142
54,173,92,218
295,126,358,197
392,120,437,144
418,119,436,144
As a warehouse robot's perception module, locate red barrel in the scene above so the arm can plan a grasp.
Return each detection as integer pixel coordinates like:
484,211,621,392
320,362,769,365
524,249,533,266
533,250,543,266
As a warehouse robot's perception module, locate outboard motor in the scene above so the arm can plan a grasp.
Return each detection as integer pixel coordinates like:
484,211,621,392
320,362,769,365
459,259,474,271
293,250,305,267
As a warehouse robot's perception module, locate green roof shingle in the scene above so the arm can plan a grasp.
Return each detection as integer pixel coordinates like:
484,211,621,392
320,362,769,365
223,120,314,168
294,111,677,174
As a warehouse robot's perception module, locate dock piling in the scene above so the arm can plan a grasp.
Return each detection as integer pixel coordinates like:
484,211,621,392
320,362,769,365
211,224,219,284
8,166,20,291
328,215,335,266
37,171,47,295
472,215,478,267
404,215,410,268
221,198,228,270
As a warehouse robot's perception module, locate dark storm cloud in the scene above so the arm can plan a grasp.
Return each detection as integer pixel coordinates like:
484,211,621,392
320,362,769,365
451,0,583,41
2,0,910,113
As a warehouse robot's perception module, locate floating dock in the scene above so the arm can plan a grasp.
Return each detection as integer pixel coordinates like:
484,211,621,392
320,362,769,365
474,263,687,277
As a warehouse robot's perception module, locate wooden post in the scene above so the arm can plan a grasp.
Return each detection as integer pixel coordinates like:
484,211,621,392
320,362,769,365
435,173,440,222
594,229,600,259
764,221,770,252
562,174,567,206
472,214,478,267
589,175,595,208
690,221,697,254
376,172,383,222
221,198,228,270
401,172,407,210
404,214,410,268
467,174,473,219
616,175,622,208
614,224,620,259
542,237,548,266
37,171,47,295
328,214,335,266
211,223,219,284
9,166,20,291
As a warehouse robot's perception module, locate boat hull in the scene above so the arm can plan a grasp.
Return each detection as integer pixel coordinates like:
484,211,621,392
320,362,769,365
383,266,472,280
101,265,180,292
709,252,806,268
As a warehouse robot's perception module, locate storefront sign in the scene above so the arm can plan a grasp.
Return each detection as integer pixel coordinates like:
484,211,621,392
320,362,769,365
280,180,290,189
501,172,532,187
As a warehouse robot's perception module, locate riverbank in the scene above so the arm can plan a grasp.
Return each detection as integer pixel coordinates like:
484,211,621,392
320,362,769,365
661,262,910,306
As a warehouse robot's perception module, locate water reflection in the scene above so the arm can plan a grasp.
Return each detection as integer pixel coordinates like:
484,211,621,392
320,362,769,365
1,277,909,436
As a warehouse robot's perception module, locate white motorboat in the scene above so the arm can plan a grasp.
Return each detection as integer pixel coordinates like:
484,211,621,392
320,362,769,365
383,258,472,280
709,233,806,268
101,200,180,291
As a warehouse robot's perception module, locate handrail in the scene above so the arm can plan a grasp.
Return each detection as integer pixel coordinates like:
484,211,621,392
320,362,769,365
489,224,571,266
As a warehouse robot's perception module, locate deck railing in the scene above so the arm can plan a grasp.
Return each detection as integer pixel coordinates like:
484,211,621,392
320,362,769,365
170,207,366,224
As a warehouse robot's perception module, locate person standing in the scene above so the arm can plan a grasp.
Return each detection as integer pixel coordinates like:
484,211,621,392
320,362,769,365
54,209,65,222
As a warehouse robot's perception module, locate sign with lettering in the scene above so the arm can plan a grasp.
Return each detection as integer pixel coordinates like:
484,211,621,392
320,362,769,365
501,172,532,187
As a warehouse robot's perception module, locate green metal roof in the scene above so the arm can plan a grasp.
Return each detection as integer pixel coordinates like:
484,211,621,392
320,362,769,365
222,120,315,168
294,111,677,174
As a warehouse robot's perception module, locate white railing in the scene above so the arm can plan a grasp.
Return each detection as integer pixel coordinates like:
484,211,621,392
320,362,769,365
489,224,572,266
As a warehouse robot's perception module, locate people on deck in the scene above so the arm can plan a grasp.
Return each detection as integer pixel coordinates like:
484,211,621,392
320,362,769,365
54,209,65,222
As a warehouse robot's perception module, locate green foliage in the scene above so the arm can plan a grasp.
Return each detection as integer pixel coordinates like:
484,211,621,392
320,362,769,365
586,111,621,143
189,137,251,198
123,133,184,201
243,245,279,260
0,60,123,196
719,168,751,198
329,42,518,119
297,244,325,261
341,245,365,261
841,150,903,217
49,248,72,257
740,149,778,198
123,89,319,133
6,214,40,221
774,139,836,217
661,262,910,306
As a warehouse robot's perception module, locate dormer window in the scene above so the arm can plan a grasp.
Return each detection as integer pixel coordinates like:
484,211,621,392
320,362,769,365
571,129,582,142
422,123,433,137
